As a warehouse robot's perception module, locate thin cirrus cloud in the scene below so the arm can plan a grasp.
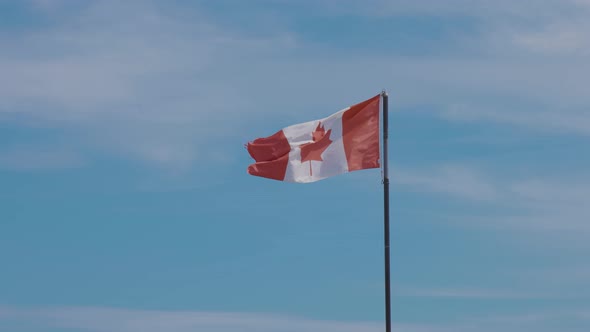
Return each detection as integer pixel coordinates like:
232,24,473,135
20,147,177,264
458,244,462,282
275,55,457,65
360,0,590,136
393,166,498,201
1,305,588,332
2,0,590,170
0,0,296,169
0,147,84,170
395,286,543,300
2,1,588,240
392,164,590,234
443,104,590,137
0,306,390,332
486,177,590,232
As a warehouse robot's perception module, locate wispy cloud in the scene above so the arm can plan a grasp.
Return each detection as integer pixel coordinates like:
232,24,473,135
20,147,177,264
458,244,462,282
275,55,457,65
469,309,590,330
355,0,590,136
444,104,590,136
0,146,84,170
511,20,590,55
393,164,590,233
395,286,540,299
490,177,590,232
0,0,296,169
0,306,442,332
393,165,497,201
1,305,588,332
3,0,590,172
517,265,590,294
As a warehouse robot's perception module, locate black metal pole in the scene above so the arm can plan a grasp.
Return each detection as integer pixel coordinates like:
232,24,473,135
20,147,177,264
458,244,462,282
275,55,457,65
382,91,391,332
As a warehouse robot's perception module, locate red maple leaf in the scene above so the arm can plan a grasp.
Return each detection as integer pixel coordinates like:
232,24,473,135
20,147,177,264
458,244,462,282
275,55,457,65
300,123,332,176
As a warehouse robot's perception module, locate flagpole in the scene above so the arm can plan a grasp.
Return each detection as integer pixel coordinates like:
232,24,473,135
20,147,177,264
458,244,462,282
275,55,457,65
381,90,391,332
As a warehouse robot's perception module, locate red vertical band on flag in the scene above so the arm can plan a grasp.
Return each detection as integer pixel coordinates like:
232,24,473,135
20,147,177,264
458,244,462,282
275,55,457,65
246,129,290,181
342,94,381,171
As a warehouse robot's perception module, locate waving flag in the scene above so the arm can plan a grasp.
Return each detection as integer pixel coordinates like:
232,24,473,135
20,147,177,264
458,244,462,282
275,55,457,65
246,95,381,183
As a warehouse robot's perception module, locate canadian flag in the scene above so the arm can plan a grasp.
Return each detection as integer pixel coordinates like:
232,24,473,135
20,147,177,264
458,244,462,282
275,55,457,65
247,95,381,183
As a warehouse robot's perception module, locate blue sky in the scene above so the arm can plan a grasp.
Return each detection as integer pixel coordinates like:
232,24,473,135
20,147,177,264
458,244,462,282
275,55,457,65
1,0,589,331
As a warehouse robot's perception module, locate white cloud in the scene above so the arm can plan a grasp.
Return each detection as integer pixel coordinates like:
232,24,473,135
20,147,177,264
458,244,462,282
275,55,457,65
393,165,497,201
511,20,590,55
486,177,590,232
392,163,590,233
443,104,590,136
0,306,443,332
28,0,67,11
395,286,540,299
518,265,590,292
510,179,590,206
0,146,84,170
3,0,590,172
0,0,296,169
1,305,588,332
276,0,577,19
341,0,590,136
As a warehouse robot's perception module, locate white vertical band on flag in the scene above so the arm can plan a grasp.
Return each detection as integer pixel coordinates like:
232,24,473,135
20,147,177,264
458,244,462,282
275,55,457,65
282,107,350,183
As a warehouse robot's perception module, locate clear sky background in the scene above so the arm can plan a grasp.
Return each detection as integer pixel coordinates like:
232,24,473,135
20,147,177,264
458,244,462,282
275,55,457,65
1,1,589,331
